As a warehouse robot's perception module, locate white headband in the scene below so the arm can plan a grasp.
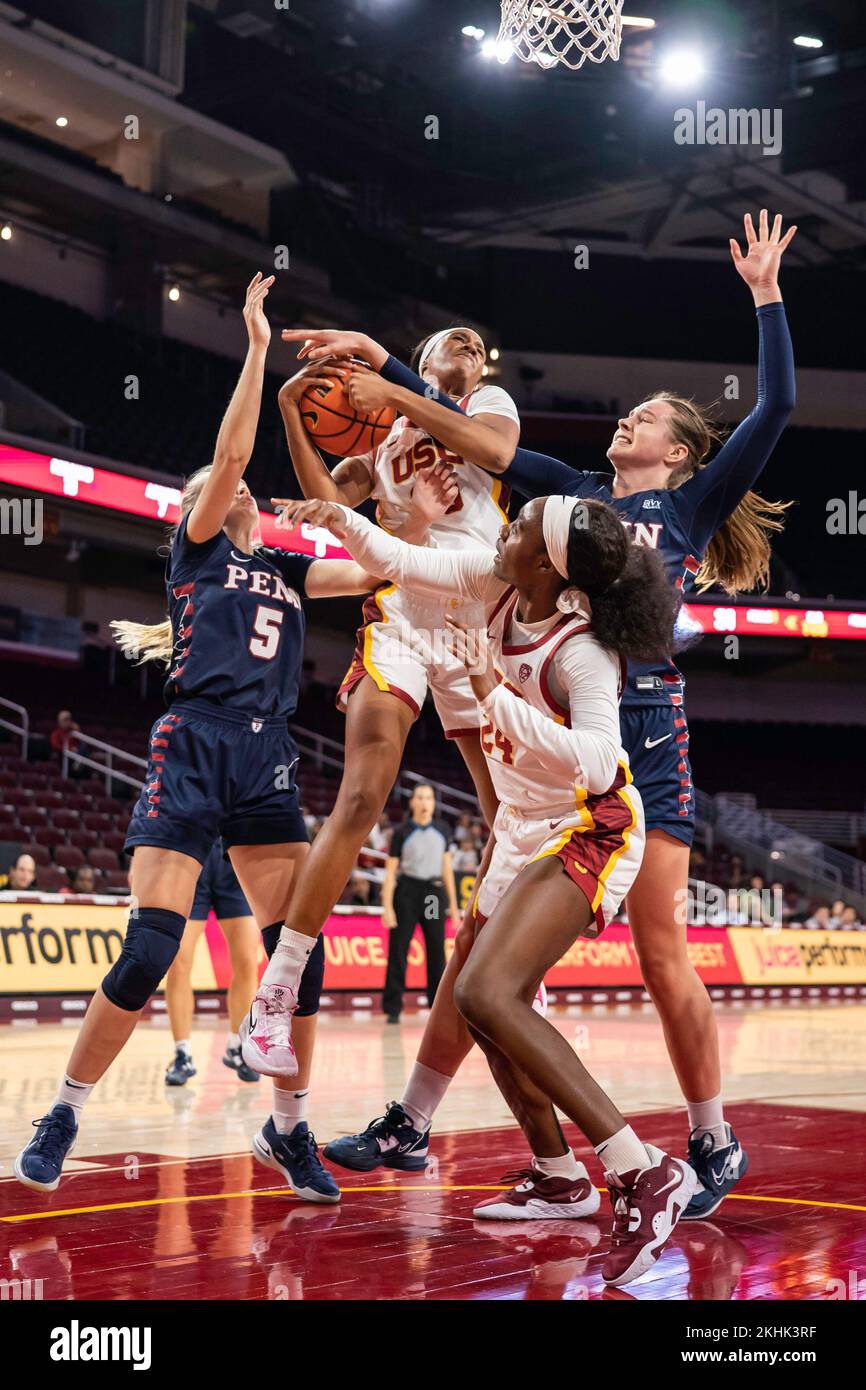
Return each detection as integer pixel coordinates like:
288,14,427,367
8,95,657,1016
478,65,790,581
542,495,590,616
542,495,579,580
418,327,482,374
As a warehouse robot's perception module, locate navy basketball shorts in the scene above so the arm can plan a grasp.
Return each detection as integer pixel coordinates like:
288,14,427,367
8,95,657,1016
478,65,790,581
125,700,310,866
619,703,695,847
190,841,252,920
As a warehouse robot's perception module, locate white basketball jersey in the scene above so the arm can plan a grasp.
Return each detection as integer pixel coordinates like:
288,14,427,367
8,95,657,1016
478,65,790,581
481,588,628,812
358,384,519,552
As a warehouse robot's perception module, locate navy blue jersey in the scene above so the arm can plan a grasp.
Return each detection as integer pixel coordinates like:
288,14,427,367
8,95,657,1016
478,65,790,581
163,516,315,719
381,303,795,709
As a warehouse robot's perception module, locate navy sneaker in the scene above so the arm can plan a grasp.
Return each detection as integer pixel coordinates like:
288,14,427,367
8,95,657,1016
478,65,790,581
165,1048,197,1087
14,1104,78,1192
323,1102,429,1173
253,1118,341,1204
223,1044,260,1083
682,1124,749,1220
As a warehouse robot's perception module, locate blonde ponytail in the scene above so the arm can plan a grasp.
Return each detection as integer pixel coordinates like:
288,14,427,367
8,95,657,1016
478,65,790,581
651,392,791,595
110,465,213,667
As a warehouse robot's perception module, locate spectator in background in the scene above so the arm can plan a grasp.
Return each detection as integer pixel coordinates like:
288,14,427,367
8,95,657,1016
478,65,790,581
840,905,863,929
0,853,37,891
804,905,830,931
301,803,318,838
50,710,80,762
63,865,96,896
345,873,373,908
829,899,846,927
452,812,473,846
782,885,808,924
366,813,393,857
450,838,481,874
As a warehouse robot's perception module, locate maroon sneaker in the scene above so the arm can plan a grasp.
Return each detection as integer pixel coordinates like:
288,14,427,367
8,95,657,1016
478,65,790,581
602,1144,699,1287
473,1163,601,1220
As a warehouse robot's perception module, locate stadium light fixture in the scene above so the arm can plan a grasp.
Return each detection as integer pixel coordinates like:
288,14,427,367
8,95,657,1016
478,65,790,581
1,223,12,240
489,347,500,361
55,115,68,127
622,15,655,28
462,25,485,41
168,285,181,302
481,36,513,62
659,48,706,87
793,36,823,50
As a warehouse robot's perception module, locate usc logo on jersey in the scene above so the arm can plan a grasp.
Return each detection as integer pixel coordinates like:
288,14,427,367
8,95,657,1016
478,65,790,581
390,438,465,515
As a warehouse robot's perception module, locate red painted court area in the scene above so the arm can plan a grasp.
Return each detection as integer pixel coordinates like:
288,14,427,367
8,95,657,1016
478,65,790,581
3,1102,864,1301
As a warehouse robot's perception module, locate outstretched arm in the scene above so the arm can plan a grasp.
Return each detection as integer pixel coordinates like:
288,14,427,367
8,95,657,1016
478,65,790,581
188,274,273,544
675,211,797,549
273,498,505,607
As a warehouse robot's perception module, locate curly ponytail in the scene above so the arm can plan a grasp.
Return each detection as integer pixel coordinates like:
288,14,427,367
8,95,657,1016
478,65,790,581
566,499,680,664
650,391,791,594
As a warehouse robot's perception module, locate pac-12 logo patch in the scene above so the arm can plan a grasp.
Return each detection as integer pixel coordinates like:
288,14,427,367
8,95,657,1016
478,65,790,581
251,719,263,733
518,663,532,683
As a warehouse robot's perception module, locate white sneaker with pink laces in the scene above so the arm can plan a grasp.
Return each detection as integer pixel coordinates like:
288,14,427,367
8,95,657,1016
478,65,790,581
240,984,299,1077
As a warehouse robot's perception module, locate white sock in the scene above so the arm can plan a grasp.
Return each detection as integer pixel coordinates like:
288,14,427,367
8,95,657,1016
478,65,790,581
273,1086,309,1134
401,1062,452,1133
175,1039,192,1057
686,1094,727,1150
534,1148,582,1180
56,1075,93,1122
226,1032,240,1050
260,927,314,993
594,1124,652,1177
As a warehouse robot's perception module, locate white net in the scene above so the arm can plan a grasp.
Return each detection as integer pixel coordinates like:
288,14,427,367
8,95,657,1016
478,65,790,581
498,0,624,70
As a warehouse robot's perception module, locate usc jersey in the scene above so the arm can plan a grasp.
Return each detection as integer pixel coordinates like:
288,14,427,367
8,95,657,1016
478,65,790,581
355,384,520,551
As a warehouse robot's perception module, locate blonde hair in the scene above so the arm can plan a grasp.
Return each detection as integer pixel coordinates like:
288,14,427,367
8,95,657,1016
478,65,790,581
650,392,791,594
110,466,212,667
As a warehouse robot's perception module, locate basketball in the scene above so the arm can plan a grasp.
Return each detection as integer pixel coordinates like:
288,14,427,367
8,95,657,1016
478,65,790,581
300,366,396,457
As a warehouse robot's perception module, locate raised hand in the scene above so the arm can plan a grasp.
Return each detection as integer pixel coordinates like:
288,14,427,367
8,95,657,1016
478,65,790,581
281,328,387,370
730,212,797,305
243,272,275,350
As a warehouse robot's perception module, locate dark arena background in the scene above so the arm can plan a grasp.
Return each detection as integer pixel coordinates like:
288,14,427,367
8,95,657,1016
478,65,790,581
1,0,865,1348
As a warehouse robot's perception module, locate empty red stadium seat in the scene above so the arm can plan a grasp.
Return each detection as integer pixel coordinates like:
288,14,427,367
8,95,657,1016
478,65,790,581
5,788,34,807
67,795,92,812
40,791,65,809
83,812,113,832
68,830,99,851
32,828,66,849
105,831,128,854
21,843,51,866
102,870,131,892
52,809,80,831
0,771,16,788
55,845,85,870
90,848,120,872
38,865,71,893
18,773,49,791
19,806,48,827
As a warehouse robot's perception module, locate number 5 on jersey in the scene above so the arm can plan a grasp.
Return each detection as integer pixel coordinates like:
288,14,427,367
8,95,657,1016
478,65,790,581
480,720,515,766
249,605,284,660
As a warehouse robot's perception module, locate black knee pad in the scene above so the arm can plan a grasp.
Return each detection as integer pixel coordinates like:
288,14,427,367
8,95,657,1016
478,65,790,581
261,922,283,960
102,909,186,1012
295,933,325,1017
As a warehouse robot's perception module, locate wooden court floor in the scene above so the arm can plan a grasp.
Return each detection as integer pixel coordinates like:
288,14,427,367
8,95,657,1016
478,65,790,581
2,1001,865,1300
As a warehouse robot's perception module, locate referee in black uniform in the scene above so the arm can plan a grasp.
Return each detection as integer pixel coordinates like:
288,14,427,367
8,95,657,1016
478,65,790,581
381,784,460,1023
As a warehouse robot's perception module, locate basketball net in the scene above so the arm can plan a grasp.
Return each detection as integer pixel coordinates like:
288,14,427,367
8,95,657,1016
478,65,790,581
498,0,624,70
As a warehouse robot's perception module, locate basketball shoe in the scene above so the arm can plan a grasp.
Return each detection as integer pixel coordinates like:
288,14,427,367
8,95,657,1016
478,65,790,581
474,1163,600,1220
240,984,298,1077
253,1117,341,1203
602,1144,698,1287
682,1124,749,1219
324,1101,429,1172
14,1105,78,1192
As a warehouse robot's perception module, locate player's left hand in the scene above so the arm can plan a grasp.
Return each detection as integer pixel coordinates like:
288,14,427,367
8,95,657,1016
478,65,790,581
411,461,460,523
344,367,395,415
730,211,797,297
445,615,498,701
271,496,349,538
243,272,275,350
